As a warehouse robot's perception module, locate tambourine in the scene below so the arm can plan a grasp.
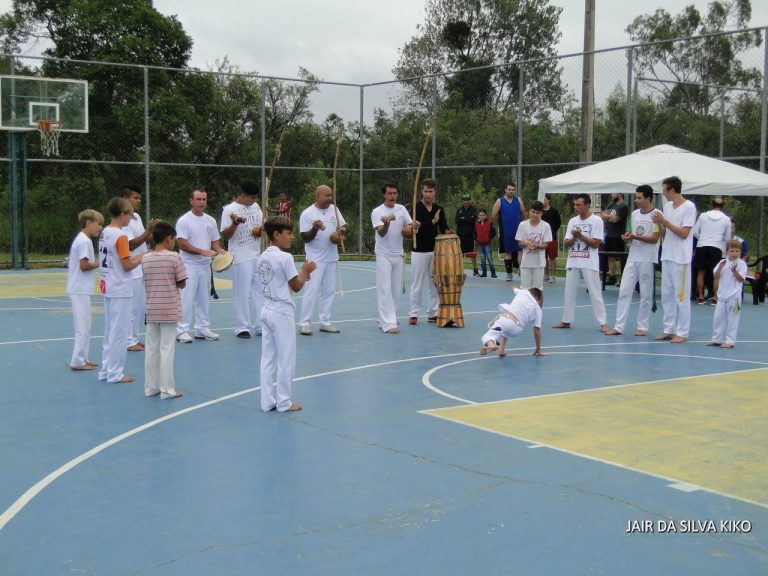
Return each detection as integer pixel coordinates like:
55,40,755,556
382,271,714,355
212,251,234,273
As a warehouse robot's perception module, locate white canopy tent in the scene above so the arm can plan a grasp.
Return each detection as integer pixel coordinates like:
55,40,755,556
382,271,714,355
538,144,768,198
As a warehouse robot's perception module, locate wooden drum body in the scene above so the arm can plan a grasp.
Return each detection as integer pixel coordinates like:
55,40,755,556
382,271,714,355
432,234,465,328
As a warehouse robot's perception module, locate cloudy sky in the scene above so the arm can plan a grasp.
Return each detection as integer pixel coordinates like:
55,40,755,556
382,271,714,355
1,0,766,83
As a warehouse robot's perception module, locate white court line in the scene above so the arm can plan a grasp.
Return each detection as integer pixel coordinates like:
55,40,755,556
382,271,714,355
0,349,475,531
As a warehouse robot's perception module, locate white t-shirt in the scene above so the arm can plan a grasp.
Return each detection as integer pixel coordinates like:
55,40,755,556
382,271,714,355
371,203,412,257
300,203,347,263
259,246,298,316
626,209,660,264
504,288,543,328
220,201,263,264
660,199,696,264
715,258,747,301
693,210,731,250
67,231,96,295
564,214,603,271
176,211,221,270
515,220,552,269
123,213,146,280
98,226,132,298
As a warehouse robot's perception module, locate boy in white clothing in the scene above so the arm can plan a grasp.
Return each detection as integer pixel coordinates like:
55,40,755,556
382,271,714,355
706,240,747,349
67,209,104,370
480,287,545,356
98,197,145,383
514,201,552,290
259,216,316,412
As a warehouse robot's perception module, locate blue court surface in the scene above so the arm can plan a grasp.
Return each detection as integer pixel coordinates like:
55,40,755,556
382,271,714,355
0,263,766,575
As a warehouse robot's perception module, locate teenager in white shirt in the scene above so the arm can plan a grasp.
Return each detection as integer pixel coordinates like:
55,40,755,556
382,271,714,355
651,176,697,343
514,200,552,291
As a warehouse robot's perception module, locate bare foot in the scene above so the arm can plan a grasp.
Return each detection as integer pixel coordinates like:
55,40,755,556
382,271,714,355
286,403,302,411
670,336,687,343
599,324,609,333
161,392,183,399
705,342,721,347
69,364,96,371
385,327,400,334
654,333,673,341
552,322,570,329
498,352,506,357
116,375,135,383
634,330,647,337
603,329,622,336
720,343,734,349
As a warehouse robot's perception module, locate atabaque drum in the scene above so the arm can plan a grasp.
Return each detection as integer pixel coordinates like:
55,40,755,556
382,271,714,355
433,234,463,277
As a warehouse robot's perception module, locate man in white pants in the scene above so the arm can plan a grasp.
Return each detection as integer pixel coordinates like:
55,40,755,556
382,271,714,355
220,181,264,339
299,184,348,335
604,185,661,337
552,193,608,332
176,189,224,343
408,178,448,325
121,186,158,352
371,183,417,334
652,176,696,343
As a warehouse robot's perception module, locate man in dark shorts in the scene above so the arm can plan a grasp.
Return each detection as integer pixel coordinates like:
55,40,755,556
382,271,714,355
693,197,731,304
600,193,628,285
455,193,478,275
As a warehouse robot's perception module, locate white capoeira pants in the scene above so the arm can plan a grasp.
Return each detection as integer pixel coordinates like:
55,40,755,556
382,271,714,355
300,261,337,327
232,258,263,335
481,316,523,345
562,267,607,326
144,322,178,398
69,293,92,367
260,308,296,412
711,295,741,345
99,296,131,382
409,251,438,318
660,261,691,338
129,276,145,346
519,267,545,291
376,253,404,332
178,266,211,336
612,261,655,334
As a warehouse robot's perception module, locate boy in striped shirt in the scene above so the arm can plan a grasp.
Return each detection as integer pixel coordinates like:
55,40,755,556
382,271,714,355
143,221,187,399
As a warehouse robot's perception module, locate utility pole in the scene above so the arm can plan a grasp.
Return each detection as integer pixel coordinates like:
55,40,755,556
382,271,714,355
580,0,598,211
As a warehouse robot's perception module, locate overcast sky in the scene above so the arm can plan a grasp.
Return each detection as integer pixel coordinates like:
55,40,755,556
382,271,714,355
0,1,766,83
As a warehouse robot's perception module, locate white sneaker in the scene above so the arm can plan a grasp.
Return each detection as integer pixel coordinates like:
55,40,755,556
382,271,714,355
194,329,220,340
176,332,193,343
299,325,313,336
506,273,513,282
319,324,340,333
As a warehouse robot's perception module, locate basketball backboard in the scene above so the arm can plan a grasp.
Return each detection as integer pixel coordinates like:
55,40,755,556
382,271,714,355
0,75,88,133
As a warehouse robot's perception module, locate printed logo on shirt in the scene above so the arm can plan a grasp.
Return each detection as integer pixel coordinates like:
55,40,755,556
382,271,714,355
259,259,274,299
569,223,593,259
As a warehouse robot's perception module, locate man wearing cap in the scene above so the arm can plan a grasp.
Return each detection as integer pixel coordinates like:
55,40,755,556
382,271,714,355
455,194,479,276
692,197,731,304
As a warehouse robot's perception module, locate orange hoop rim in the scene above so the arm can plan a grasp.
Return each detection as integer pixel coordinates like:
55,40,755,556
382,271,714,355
37,119,62,132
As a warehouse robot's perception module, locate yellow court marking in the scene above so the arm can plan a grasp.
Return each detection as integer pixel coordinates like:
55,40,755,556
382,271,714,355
425,368,768,507
0,272,232,298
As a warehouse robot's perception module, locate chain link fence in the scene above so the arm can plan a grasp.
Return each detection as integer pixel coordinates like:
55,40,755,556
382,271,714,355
2,27,766,267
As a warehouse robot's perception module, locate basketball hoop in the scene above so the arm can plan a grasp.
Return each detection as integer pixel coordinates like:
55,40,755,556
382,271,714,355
37,120,62,157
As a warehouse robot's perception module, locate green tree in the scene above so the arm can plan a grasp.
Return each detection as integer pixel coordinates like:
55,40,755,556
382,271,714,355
626,0,762,115
393,0,565,114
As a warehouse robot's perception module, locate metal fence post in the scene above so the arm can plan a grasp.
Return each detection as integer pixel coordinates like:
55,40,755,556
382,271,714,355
517,63,524,188
359,85,365,255
143,67,150,218
760,28,767,254
719,92,725,159
431,77,437,179
625,48,633,155
260,80,266,211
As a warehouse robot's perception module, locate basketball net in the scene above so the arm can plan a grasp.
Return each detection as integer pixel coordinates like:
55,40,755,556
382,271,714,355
37,120,62,157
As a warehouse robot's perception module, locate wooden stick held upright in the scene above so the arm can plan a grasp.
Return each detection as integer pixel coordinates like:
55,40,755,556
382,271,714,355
262,124,288,250
412,118,437,250
332,130,345,254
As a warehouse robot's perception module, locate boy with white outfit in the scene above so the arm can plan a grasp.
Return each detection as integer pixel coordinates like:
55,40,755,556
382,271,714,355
67,209,103,370
706,240,747,348
220,181,264,339
514,200,552,291
604,185,661,337
259,216,317,412
98,197,145,383
371,183,417,334
480,287,545,357
552,193,608,331
652,177,697,343
176,189,224,343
